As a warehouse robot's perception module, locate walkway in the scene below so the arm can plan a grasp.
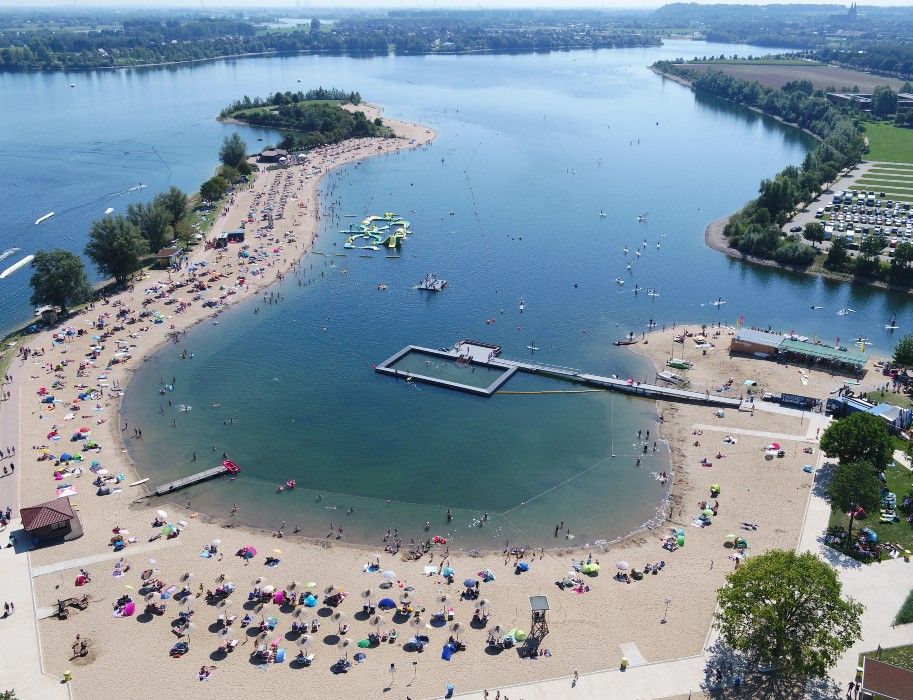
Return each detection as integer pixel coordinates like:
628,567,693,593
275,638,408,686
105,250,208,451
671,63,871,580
31,537,182,577
451,655,707,700
691,423,812,443
0,522,70,699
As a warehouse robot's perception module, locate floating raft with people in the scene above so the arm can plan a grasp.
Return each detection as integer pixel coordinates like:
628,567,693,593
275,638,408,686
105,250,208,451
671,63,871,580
340,211,411,251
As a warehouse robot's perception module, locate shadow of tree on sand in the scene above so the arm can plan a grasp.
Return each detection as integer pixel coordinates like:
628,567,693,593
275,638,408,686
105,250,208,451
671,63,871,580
700,638,841,699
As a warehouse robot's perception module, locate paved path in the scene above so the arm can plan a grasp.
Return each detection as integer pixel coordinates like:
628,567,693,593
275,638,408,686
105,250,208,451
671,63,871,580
893,449,912,472
691,423,811,442
31,537,182,577
0,522,70,700
0,348,23,516
451,656,707,700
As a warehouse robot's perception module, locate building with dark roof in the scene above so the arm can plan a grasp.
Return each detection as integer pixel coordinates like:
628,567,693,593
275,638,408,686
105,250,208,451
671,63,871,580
861,657,913,700
20,496,82,545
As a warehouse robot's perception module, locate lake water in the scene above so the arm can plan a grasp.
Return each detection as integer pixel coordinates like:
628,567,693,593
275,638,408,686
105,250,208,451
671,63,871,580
4,42,910,548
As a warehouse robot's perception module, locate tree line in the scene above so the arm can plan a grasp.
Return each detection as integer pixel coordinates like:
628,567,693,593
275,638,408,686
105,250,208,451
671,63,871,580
654,61,866,269
28,133,253,315
222,94,388,152
0,15,659,71
220,88,362,118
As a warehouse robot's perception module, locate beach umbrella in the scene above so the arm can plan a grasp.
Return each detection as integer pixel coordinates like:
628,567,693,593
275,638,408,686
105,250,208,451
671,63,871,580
303,595,317,608
463,578,478,588
361,588,372,600
289,582,300,591
262,585,275,595
702,508,714,517
399,592,413,605
297,635,312,648
479,599,491,611
442,566,455,578
324,585,339,597
409,616,424,629
616,561,630,572
218,598,232,608
726,533,735,541
293,607,304,618
332,611,348,624
382,570,396,582
437,592,452,606
254,576,264,585
581,563,600,575
256,631,268,643
220,626,234,637
370,615,387,629
450,622,463,637
211,539,221,549
254,603,264,613
303,582,317,590
378,598,396,610
272,549,282,555
491,624,504,637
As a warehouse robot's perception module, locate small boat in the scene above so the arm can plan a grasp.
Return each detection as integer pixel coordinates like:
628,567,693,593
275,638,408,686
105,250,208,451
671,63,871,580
637,212,648,222
519,300,525,312
286,479,296,490
223,460,241,474
35,212,55,225
128,183,146,192
613,337,638,346
0,254,34,279
667,359,692,370
417,273,446,291
614,278,625,286
710,297,726,307
886,325,900,330
599,210,607,218
527,341,539,352
129,478,149,487
647,290,660,298
105,207,115,215
836,308,855,316
656,371,684,384
0,247,20,263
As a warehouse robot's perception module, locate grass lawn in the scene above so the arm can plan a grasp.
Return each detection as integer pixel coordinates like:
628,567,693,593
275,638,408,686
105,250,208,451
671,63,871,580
897,588,913,625
860,643,913,673
864,122,913,165
827,463,913,562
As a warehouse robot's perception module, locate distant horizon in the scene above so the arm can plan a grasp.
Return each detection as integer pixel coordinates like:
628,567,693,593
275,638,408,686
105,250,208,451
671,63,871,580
4,1,912,11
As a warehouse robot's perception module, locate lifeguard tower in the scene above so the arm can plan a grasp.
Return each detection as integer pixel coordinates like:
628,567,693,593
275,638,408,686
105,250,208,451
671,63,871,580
529,595,550,638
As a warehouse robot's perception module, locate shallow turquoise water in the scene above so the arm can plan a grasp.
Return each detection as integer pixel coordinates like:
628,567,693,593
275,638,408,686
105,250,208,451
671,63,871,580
4,42,911,548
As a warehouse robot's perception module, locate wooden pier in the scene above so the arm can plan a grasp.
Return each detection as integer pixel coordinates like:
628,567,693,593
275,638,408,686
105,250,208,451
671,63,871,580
376,341,742,409
146,465,233,499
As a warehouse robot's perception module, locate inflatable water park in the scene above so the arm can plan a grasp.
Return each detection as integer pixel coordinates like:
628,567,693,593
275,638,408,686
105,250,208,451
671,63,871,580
340,212,411,252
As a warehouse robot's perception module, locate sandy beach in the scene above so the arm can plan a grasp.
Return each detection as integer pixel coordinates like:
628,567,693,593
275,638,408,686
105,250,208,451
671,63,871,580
2,106,880,699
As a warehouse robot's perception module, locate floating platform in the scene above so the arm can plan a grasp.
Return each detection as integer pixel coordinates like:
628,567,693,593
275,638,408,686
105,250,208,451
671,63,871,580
145,465,234,499
376,340,742,408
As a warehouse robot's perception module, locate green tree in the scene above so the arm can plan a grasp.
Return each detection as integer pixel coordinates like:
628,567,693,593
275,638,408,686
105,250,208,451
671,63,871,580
860,232,885,260
84,215,147,285
715,550,863,677
827,461,882,545
824,236,849,271
126,202,173,253
894,333,913,367
310,18,321,32
820,412,893,470
200,176,229,203
29,249,91,314
872,86,898,118
803,221,824,247
218,132,248,169
153,187,189,227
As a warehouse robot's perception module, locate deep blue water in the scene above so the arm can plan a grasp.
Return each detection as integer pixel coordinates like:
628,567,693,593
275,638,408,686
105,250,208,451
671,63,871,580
4,42,908,548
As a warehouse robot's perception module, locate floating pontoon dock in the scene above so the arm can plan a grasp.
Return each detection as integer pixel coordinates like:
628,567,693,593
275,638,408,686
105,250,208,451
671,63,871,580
375,340,741,407
144,464,234,499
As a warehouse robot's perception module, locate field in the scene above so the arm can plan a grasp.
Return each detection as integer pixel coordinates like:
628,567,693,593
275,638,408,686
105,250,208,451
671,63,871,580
677,62,906,91
864,122,913,165
827,463,913,562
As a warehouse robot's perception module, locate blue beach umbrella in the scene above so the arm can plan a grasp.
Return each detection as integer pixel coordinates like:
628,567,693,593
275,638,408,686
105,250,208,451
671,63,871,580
378,598,396,610
463,579,478,588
